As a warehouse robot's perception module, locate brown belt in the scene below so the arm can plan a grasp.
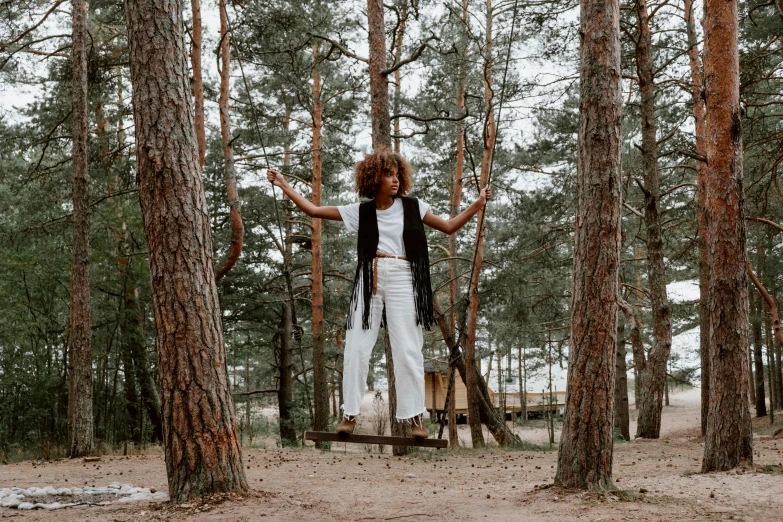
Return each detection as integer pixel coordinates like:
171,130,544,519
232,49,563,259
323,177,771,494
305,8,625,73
373,252,408,295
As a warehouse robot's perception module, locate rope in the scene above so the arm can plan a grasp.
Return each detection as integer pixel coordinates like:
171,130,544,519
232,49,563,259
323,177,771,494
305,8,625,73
223,2,314,426
438,0,521,440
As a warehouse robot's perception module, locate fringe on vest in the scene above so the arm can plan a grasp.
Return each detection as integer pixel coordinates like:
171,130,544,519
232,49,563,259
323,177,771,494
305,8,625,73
409,256,435,330
347,255,375,330
346,256,434,331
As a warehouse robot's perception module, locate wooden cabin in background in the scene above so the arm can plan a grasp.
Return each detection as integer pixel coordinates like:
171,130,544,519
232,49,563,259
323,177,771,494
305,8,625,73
423,360,566,420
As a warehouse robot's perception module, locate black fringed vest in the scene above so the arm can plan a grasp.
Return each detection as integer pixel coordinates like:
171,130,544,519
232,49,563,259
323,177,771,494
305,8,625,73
347,197,435,331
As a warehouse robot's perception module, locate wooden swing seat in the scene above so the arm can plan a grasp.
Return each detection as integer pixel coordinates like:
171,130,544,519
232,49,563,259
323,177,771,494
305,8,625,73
304,431,448,449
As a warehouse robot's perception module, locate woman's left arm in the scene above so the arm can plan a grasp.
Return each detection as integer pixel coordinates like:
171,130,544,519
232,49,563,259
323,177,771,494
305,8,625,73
422,186,492,235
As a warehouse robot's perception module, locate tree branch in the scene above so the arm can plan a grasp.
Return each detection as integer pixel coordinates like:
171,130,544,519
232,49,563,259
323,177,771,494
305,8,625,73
747,216,783,234
307,33,368,63
0,0,68,54
382,35,439,76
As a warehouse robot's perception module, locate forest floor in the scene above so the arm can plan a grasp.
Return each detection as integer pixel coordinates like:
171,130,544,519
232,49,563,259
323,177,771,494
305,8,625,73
2,388,783,521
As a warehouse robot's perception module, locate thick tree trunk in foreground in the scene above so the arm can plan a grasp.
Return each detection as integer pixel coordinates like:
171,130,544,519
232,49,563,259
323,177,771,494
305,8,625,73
215,0,244,281
634,0,672,440
555,0,622,489
614,319,630,441
367,0,390,149
311,45,329,444
68,0,94,458
125,0,248,501
189,0,205,169
684,0,710,439
701,0,753,472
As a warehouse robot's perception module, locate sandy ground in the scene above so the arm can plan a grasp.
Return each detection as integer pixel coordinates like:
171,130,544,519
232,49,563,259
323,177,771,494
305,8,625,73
2,388,782,521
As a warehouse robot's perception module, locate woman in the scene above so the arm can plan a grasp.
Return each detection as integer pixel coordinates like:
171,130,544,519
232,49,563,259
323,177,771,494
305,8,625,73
266,148,491,438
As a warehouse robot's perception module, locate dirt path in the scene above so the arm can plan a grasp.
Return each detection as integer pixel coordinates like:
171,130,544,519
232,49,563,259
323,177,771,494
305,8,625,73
2,389,782,521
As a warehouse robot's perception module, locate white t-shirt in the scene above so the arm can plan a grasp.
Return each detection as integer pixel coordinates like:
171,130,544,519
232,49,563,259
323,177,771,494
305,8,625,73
337,198,431,256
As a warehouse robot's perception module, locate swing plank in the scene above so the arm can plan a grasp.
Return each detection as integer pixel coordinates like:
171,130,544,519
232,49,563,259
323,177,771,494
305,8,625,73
304,431,448,449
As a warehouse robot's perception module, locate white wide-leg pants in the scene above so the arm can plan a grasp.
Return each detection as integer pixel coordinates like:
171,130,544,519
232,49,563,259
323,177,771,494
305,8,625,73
342,257,425,420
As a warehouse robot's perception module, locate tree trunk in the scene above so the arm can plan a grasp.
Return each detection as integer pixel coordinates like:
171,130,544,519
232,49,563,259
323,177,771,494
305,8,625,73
748,342,755,406
776,337,783,408
120,340,140,442
449,0,469,338
701,0,753,472
634,0,671,440
748,260,783,359
367,0,390,149
555,0,621,489
214,1,244,282
614,318,630,441
752,303,766,416
278,304,297,446
684,0,710,439
448,367,459,448
385,330,411,455
432,302,522,446
68,0,94,458
337,326,344,412
766,319,776,423
189,0,205,169
311,44,329,445
392,5,407,154
100,97,142,444
125,0,248,501
124,264,164,442
464,0,497,449
518,345,527,424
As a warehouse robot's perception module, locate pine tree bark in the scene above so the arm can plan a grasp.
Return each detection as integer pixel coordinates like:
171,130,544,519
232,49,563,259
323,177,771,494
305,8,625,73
311,44,329,445
367,0,391,149
278,304,297,446
215,0,244,282
189,0,205,169
124,0,248,501
68,0,94,458
555,0,622,489
701,0,753,472
684,0,710,439
633,0,672,440
464,0,497,448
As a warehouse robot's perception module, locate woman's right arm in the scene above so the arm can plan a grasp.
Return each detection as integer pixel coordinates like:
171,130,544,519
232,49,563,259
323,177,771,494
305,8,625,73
266,169,343,221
